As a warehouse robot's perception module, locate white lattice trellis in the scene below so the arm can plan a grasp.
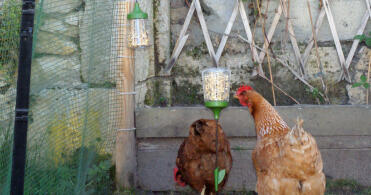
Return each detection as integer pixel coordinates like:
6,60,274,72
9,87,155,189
165,0,371,84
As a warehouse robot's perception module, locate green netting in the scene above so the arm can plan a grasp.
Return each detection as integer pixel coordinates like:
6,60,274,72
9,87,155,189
0,0,21,194
1,0,124,194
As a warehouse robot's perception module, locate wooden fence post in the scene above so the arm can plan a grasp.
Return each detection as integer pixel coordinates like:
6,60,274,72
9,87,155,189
115,0,136,189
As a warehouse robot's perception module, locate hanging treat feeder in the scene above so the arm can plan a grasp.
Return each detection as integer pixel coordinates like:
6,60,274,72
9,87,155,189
127,1,150,48
202,67,231,192
202,67,231,120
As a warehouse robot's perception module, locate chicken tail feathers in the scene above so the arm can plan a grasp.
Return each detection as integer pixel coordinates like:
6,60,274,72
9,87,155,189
173,167,186,187
291,117,305,137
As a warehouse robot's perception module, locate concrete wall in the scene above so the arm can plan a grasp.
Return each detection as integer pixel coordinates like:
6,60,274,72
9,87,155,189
135,106,371,191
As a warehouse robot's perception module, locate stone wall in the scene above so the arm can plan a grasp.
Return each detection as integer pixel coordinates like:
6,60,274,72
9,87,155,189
136,0,371,107
21,0,371,118
27,0,116,154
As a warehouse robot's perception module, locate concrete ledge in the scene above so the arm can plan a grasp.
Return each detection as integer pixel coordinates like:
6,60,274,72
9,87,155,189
136,106,371,137
135,106,371,191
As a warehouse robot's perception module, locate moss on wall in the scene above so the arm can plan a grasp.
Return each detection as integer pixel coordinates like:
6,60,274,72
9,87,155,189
144,80,169,107
47,109,103,164
171,80,203,105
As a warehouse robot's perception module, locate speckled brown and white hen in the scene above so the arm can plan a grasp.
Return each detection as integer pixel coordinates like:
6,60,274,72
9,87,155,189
235,86,325,195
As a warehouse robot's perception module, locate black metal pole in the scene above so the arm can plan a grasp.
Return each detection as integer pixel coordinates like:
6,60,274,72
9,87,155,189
10,1,35,194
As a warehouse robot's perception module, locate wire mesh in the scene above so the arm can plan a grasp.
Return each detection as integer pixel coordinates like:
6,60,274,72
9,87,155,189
0,0,21,194
0,0,127,194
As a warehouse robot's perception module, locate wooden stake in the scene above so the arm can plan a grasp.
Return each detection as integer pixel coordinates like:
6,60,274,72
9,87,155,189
115,0,137,189
307,0,329,104
303,7,326,67
262,0,276,106
258,0,282,64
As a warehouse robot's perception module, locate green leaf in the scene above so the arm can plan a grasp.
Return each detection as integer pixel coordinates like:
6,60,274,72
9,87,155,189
352,83,363,88
354,34,366,41
360,75,367,82
363,83,370,89
369,32,371,36
218,169,226,184
312,88,319,97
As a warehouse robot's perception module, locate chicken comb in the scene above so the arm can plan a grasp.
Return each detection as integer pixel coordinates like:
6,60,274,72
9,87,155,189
236,85,253,95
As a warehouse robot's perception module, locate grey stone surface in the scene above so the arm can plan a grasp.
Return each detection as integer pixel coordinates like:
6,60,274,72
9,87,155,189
40,18,79,37
154,0,171,65
354,47,370,71
346,82,367,105
64,11,82,26
35,31,78,55
305,47,342,83
31,55,81,93
136,106,371,138
43,0,82,14
348,47,370,105
80,0,114,84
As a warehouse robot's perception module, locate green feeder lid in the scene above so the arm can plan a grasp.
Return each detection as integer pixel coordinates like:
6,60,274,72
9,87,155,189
127,2,148,19
205,101,229,120
205,101,229,108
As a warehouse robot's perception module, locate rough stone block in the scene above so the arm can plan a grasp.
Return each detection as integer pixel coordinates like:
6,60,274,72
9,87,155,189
64,11,82,26
80,0,114,84
306,47,342,83
31,55,81,93
355,47,370,71
40,18,79,37
42,0,82,14
35,31,78,55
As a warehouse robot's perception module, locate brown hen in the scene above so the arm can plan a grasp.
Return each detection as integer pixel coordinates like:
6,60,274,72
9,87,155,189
175,119,233,195
235,86,325,195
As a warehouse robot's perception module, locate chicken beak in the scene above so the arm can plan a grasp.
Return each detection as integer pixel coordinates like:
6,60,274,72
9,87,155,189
233,95,239,99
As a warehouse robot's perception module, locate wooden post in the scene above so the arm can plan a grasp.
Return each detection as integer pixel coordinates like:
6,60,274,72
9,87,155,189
115,0,136,189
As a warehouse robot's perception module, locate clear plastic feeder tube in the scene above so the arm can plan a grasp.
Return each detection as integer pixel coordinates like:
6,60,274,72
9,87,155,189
202,68,231,103
128,19,149,48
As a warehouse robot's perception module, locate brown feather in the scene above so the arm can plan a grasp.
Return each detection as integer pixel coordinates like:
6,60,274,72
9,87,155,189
176,119,233,194
238,89,325,195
